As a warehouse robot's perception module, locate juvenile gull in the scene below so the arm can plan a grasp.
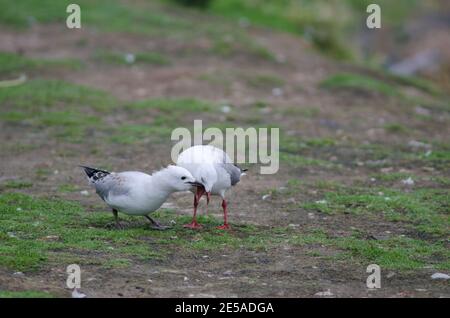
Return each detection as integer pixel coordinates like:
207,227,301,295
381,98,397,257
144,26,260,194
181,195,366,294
80,165,201,229
176,145,247,230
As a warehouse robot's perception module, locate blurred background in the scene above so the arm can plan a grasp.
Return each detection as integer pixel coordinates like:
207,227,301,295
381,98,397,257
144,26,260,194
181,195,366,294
1,0,450,85
0,0,449,298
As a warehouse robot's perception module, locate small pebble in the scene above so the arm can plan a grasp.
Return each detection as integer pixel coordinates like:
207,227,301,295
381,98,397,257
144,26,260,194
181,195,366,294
220,105,231,113
124,53,135,64
71,289,87,298
272,87,283,97
431,273,450,280
414,106,430,116
386,272,395,278
401,177,414,186
314,289,334,297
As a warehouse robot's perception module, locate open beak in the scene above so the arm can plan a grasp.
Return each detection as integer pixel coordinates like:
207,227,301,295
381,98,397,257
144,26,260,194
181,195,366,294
187,181,203,187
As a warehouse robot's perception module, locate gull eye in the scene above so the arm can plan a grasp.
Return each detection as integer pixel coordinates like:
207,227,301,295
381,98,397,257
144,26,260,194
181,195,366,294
181,176,187,180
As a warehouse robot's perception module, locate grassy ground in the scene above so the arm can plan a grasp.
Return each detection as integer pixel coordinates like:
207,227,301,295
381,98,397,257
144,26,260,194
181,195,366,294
0,0,449,297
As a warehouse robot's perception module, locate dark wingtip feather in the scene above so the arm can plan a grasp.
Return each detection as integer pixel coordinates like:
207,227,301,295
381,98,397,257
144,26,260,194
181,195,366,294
79,165,110,179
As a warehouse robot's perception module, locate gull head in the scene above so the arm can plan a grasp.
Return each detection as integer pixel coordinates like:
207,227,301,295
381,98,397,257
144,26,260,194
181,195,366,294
163,165,202,192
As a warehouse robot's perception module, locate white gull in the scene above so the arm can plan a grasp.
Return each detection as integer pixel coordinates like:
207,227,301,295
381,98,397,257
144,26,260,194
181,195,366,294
80,165,201,229
176,145,247,230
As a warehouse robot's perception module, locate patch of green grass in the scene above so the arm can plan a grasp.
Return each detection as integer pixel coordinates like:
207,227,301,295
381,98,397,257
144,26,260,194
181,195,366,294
209,0,422,61
35,168,52,180
301,186,449,236
209,34,276,61
1,109,102,142
102,258,132,269
211,37,235,57
0,80,116,142
0,193,289,272
0,0,189,34
287,229,329,246
0,111,29,122
39,111,99,126
0,79,115,111
388,73,443,96
351,142,450,170
281,134,337,154
333,235,449,271
58,184,80,193
432,176,450,187
282,107,321,118
111,98,215,144
209,0,358,60
0,180,33,190
129,98,213,113
0,193,162,271
0,52,35,75
0,52,83,76
279,134,338,169
245,73,284,89
383,123,409,134
321,73,401,97
420,150,450,170
280,153,335,169
110,124,174,144
0,290,54,298
285,227,449,271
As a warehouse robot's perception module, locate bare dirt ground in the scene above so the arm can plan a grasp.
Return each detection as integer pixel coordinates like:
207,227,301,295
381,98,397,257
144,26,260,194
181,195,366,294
0,5,449,298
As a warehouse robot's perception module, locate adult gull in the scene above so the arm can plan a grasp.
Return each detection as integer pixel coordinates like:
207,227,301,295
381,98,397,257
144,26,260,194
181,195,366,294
176,145,247,230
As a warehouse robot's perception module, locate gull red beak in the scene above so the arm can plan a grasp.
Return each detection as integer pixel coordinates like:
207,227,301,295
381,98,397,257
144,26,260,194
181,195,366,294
187,181,203,187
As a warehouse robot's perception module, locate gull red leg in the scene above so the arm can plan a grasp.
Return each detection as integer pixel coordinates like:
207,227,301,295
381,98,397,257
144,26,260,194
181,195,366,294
205,192,211,215
217,199,230,230
184,187,204,229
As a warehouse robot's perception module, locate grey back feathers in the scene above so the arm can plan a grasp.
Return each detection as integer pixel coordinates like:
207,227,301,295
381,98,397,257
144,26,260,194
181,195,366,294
221,164,244,186
95,174,131,200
